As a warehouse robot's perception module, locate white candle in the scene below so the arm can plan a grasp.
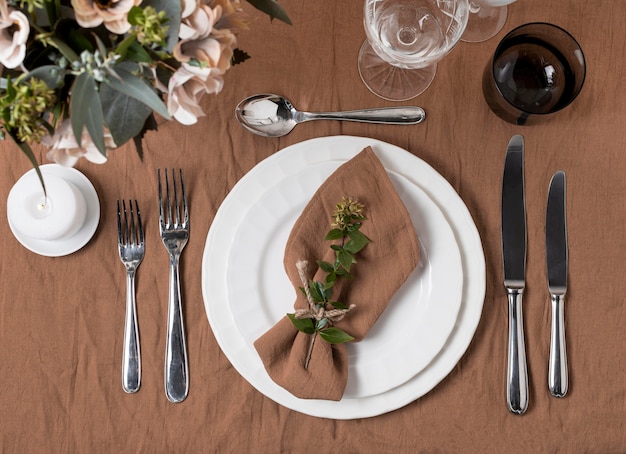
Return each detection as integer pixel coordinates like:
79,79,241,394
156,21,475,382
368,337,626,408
7,171,87,241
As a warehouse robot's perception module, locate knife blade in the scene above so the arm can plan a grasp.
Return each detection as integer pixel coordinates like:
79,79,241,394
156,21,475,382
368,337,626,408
546,170,568,397
501,134,529,414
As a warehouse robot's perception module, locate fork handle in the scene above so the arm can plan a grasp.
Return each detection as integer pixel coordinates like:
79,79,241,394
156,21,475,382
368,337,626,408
165,258,189,403
122,270,141,393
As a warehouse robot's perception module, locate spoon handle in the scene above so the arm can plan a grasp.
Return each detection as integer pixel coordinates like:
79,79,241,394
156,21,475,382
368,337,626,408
301,106,425,124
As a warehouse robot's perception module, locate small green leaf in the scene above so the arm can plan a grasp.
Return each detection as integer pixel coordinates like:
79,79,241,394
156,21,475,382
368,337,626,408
337,249,354,272
316,318,328,330
330,244,342,251
287,314,315,334
345,229,370,254
127,5,144,25
124,41,152,63
324,228,344,241
316,260,334,273
330,301,349,310
115,34,138,59
315,281,331,302
318,327,354,344
308,280,325,303
324,271,336,289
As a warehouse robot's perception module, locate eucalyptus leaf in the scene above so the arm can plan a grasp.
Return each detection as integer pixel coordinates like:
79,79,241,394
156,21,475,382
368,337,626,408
105,63,170,119
245,0,292,24
287,313,315,335
318,327,354,344
19,65,65,89
70,72,106,155
8,132,46,196
100,82,152,147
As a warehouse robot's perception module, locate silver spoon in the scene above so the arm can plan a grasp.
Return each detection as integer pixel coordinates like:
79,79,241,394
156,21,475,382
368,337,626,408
235,94,426,137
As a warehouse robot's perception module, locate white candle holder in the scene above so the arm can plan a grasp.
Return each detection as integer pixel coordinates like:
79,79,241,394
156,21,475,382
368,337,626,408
6,164,100,256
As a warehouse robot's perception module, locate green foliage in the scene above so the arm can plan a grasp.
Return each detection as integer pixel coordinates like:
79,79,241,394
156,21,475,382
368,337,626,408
245,0,292,24
287,198,370,347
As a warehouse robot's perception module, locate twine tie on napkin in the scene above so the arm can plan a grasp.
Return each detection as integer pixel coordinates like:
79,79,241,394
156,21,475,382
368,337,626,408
254,147,420,401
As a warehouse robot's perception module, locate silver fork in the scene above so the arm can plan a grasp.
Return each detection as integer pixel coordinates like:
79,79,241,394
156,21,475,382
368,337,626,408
117,200,144,394
158,168,189,403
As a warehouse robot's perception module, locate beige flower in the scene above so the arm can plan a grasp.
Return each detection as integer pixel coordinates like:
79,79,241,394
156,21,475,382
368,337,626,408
174,3,237,75
42,119,116,166
71,0,140,34
166,65,223,125
0,3,29,69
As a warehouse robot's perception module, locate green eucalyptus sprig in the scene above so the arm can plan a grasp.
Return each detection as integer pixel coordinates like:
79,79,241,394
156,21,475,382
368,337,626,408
287,197,370,369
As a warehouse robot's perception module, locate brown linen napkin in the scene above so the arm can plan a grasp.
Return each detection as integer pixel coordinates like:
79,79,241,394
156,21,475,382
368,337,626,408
254,147,420,400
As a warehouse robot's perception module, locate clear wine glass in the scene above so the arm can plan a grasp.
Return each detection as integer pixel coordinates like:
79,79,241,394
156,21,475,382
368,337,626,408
461,0,516,43
358,0,469,101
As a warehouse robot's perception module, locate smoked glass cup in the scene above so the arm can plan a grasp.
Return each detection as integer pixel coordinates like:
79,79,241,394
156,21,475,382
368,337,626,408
482,22,586,125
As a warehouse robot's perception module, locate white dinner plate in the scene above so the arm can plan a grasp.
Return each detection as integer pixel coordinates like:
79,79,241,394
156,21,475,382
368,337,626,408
226,161,463,398
202,136,485,419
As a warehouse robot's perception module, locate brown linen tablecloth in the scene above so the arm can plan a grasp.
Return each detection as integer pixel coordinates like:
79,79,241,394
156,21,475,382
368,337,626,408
1,1,624,452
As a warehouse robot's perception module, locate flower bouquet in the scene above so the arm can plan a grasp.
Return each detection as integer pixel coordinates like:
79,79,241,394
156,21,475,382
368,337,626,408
0,0,289,186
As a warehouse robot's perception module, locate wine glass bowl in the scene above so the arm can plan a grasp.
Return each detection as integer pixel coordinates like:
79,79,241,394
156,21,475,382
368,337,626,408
462,0,516,43
359,0,469,101
482,22,586,124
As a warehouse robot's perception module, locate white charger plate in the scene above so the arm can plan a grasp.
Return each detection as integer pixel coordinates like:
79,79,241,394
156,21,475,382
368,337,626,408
225,161,463,398
202,136,486,419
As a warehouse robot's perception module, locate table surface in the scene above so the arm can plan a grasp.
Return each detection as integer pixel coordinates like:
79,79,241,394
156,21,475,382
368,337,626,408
1,1,624,452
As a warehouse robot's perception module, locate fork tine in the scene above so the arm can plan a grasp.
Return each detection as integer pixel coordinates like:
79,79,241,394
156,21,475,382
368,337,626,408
179,169,188,227
135,200,144,245
130,199,139,246
117,200,123,245
170,168,180,227
158,168,165,228
166,168,173,227
122,199,130,245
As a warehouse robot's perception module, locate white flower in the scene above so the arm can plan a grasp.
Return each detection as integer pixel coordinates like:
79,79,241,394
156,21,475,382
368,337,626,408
71,0,140,34
174,4,237,74
42,119,116,166
0,4,29,69
166,64,223,125
165,2,238,124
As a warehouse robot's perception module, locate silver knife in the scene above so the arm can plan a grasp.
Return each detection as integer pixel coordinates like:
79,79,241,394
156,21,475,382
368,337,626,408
501,135,529,414
546,170,568,397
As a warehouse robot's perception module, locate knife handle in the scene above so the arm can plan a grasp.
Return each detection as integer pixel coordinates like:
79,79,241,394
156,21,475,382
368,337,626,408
507,288,529,414
549,294,568,397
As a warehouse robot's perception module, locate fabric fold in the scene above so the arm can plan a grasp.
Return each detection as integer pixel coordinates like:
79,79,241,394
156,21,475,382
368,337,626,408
254,146,420,400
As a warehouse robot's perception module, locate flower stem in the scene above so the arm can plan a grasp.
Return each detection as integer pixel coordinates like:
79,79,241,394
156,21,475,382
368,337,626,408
304,331,317,370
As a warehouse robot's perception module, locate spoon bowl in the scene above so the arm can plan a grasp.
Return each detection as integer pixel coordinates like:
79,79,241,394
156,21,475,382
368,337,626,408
235,94,425,137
